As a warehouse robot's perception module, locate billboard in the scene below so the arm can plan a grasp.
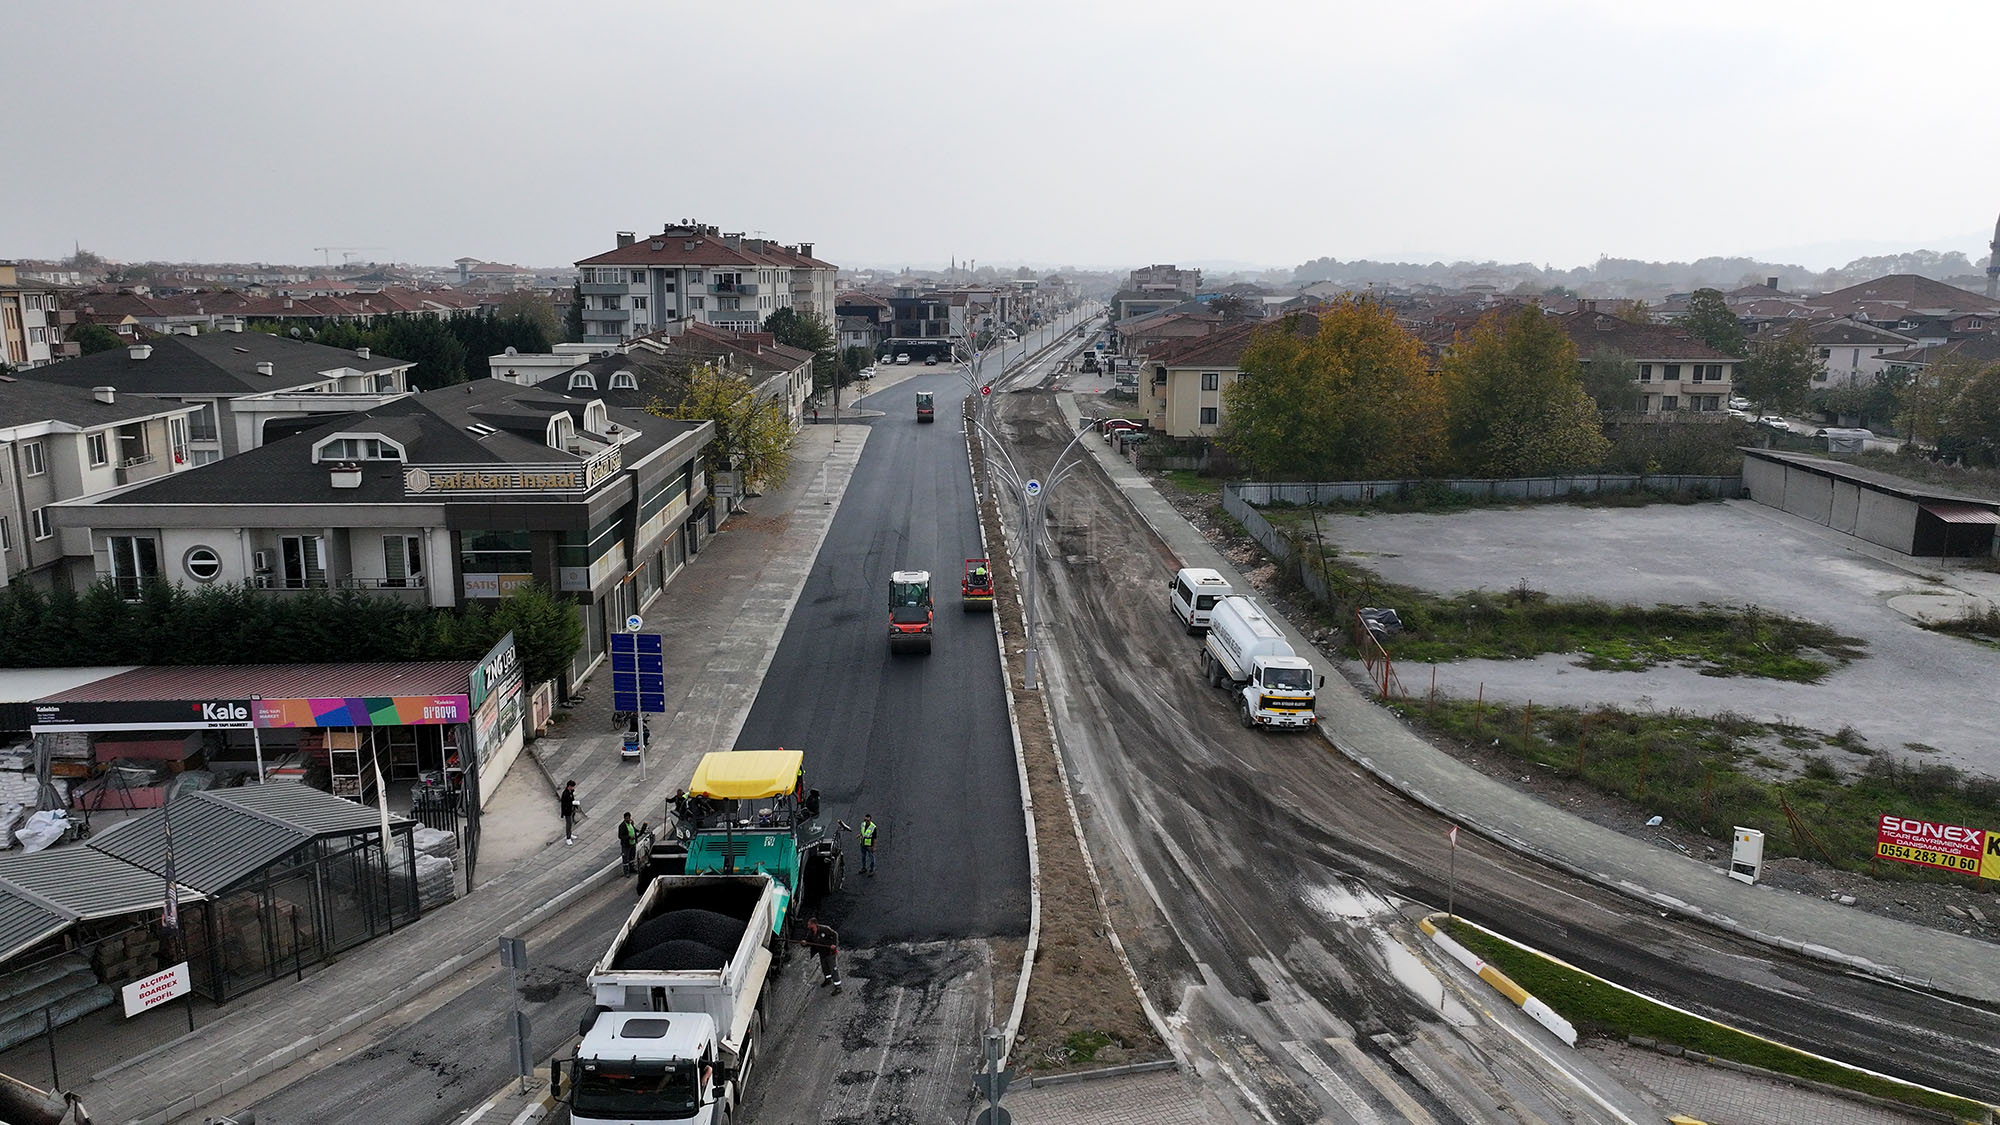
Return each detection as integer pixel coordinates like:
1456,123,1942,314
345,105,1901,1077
255,696,471,728
1875,815,1985,875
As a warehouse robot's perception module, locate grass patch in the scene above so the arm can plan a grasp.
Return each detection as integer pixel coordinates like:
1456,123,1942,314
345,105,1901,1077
1162,469,1222,497
1295,480,1720,516
1399,698,2000,877
1919,602,2000,641
1437,918,1989,1119
1363,578,1865,683
1059,1029,1117,1066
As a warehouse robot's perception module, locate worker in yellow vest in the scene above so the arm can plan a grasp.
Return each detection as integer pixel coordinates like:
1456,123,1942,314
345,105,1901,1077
859,814,878,876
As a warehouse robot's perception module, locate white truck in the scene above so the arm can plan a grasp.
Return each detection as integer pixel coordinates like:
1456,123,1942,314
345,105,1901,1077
1199,595,1321,730
559,873,780,1125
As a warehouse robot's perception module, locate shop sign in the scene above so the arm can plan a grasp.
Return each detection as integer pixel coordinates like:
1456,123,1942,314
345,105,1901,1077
32,699,256,731
470,632,522,709
403,446,621,498
121,962,191,1017
1876,814,1985,875
463,572,535,599
255,695,470,728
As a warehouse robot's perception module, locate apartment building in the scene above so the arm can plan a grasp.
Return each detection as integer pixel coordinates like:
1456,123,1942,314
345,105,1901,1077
573,221,837,345
1551,309,1738,415
0,381,203,587
1,262,78,369
16,329,415,462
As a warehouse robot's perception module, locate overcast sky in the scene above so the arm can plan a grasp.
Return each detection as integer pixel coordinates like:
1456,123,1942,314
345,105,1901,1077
6,0,1998,275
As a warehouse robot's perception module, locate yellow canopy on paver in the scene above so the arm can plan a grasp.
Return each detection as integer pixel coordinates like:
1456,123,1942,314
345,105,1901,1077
688,750,803,800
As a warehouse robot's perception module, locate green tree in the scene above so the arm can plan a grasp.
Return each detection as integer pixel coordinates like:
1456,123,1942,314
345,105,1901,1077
1207,295,1253,322
69,322,125,355
1579,348,1644,412
1735,325,1820,412
1220,302,1445,479
648,362,793,491
1932,362,2000,466
492,584,585,686
763,308,839,392
1441,307,1610,476
495,291,563,345
1676,288,1746,357
1618,299,1653,325
1898,356,1980,449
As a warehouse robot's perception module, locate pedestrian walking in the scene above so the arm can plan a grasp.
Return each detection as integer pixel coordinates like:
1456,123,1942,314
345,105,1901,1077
859,814,878,876
811,405,820,423
559,780,579,845
802,917,842,989
618,812,639,873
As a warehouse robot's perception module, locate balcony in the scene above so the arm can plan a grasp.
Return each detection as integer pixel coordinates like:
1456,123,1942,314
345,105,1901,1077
708,283,758,296
580,308,629,322
789,278,813,292
47,309,77,327
577,281,630,296
49,341,81,359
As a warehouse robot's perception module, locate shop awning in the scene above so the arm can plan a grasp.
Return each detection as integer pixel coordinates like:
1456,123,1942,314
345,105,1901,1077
89,785,412,895
1921,502,2000,525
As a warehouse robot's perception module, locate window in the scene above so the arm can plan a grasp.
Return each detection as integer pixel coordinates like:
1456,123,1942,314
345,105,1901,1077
688,272,703,285
569,371,598,390
316,436,402,461
182,545,222,582
460,529,532,574
1662,364,1681,381
279,534,326,589
169,416,189,465
1201,372,1220,391
191,449,221,466
632,296,648,310
610,371,638,390
106,535,160,598
1200,406,1218,425
188,402,219,441
22,441,45,476
383,534,424,587
88,432,109,466
31,508,51,540
1638,365,1652,383
1661,395,1679,411
629,270,646,284
1818,348,1831,360
0,516,9,551
558,512,624,569
689,297,705,311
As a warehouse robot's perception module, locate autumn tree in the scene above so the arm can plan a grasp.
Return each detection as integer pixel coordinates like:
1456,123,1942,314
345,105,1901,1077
1897,356,1980,450
1441,307,1609,476
1219,301,1445,479
496,290,564,345
1676,288,1746,357
1578,348,1643,412
647,362,793,491
1735,325,1821,412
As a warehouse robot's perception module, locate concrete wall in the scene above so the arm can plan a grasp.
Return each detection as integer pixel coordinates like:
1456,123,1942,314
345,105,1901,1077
1743,457,1920,553
1237,474,1742,506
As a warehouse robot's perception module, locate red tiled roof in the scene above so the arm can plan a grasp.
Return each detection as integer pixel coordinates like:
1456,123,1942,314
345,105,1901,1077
1550,311,1739,362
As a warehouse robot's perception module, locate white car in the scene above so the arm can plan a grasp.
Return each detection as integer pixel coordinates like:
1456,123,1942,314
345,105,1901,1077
1729,397,1751,411
1758,415,1790,431
896,353,911,365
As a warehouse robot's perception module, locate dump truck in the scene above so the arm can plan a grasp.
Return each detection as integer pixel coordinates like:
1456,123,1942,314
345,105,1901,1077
888,570,933,653
1199,595,1320,730
635,748,846,909
558,872,780,1125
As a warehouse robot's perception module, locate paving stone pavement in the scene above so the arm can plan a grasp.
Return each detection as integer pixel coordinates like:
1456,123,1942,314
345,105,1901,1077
1585,1041,1938,1125
997,1068,1236,1125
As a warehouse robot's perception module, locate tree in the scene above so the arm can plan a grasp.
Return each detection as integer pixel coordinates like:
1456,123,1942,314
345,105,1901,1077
1207,294,1253,322
491,583,585,686
1676,288,1746,357
1578,348,1644,412
1441,307,1609,476
496,291,563,346
1735,325,1820,412
1219,302,1446,479
1618,299,1653,325
1898,356,1980,450
63,247,105,271
1923,360,2000,466
69,322,124,355
763,307,840,394
648,362,793,491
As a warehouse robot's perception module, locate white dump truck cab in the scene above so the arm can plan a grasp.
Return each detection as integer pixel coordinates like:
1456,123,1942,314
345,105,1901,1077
570,1011,733,1125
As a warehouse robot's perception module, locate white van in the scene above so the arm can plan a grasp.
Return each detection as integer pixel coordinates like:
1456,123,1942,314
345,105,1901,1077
1169,567,1234,633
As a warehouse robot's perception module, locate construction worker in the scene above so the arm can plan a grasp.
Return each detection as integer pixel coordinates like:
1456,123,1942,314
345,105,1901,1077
970,565,989,591
803,917,842,988
859,814,878,875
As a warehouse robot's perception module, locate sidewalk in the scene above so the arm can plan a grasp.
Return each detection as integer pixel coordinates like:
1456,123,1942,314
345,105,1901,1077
60,422,867,1124
1054,391,2000,1009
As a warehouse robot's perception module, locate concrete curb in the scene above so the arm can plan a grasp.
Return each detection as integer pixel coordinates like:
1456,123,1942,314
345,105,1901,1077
117,858,626,1125
1025,1057,1180,1089
967,415,1043,1069
1418,913,1575,1046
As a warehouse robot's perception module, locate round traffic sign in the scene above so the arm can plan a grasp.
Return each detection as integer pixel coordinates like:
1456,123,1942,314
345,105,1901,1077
625,614,644,632
1024,480,1042,498
980,384,992,396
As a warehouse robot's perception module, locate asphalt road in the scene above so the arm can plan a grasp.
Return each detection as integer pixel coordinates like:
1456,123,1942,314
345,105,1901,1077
991,391,2000,1117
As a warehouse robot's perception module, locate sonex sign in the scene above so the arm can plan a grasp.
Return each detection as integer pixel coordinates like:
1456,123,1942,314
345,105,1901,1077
1875,815,2000,878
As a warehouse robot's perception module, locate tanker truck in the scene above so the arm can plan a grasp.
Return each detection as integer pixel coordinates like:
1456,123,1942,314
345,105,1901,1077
1199,595,1321,730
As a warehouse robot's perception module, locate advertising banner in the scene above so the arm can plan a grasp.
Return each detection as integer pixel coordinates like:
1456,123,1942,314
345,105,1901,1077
254,695,471,728
32,699,255,732
1875,815,1985,875
121,962,191,1017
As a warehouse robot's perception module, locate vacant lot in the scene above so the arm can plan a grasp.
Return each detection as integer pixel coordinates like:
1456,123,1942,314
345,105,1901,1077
1314,499,2000,775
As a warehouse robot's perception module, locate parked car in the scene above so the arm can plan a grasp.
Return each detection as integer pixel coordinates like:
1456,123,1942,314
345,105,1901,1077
1729,397,1751,411
1102,420,1143,443
896,353,912,365
1758,415,1790,431
924,355,937,366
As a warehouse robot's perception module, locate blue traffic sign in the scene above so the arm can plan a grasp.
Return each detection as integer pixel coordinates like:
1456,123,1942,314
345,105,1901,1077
610,632,667,713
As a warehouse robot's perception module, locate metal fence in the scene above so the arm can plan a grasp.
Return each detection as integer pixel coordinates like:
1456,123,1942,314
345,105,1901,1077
1231,474,1742,507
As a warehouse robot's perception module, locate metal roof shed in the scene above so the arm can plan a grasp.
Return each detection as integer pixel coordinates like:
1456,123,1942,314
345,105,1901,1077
84,786,418,1000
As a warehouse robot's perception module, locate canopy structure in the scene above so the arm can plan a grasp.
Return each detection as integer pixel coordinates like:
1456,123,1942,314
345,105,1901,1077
688,750,803,801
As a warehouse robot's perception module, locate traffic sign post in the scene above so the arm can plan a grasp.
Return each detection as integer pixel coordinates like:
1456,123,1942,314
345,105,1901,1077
611,632,666,778
974,1026,1010,1125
